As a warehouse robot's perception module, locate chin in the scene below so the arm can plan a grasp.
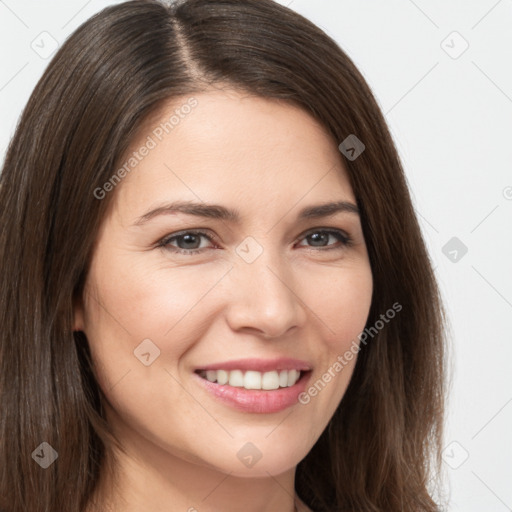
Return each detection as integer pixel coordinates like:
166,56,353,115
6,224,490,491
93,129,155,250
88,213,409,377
206,438,308,478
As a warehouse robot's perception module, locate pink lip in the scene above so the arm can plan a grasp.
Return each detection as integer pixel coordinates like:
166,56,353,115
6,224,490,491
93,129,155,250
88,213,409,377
193,370,312,413
195,357,312,372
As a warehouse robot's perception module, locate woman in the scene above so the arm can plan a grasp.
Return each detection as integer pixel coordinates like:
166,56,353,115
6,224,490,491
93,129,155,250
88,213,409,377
0,0,447,511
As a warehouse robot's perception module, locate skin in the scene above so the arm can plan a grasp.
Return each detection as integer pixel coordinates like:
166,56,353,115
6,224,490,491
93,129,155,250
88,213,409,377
76,88,373,512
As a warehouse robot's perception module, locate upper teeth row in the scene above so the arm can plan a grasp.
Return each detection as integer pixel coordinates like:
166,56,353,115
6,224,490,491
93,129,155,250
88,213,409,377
201,369,301,390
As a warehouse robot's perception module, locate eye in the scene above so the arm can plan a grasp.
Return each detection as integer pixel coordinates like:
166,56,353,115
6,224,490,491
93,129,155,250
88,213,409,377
296,228,352,251
158,230,216,255
157,228,352,256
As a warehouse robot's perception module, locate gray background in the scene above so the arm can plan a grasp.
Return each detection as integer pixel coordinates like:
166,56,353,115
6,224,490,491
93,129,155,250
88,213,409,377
1,1,511,510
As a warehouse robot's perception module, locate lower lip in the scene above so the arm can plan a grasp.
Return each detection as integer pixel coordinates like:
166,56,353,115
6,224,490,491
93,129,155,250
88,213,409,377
193,371,312,413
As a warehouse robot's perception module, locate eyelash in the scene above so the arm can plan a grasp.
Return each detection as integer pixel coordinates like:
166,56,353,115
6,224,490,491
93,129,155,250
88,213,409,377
157,228,353,256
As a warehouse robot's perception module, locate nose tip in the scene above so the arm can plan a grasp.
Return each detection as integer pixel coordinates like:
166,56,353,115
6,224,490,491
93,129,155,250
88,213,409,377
251,318,297,340
225,258,306,339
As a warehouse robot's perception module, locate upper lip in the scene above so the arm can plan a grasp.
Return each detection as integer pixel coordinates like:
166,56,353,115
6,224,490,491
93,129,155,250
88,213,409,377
195,358,312,372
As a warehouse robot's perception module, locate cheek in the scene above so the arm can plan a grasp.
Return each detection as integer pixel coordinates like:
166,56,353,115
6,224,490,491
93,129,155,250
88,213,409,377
297,264,372,411
310,263,373,351
81,261,217,444
86,254,225,335
81,257,232,391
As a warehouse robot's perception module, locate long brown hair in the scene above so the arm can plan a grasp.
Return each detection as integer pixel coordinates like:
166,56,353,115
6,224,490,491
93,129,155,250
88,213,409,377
0,0,448,510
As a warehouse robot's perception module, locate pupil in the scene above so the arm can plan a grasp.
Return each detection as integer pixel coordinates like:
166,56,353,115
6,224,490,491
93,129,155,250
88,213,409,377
309,233,327,246
181,234,199,249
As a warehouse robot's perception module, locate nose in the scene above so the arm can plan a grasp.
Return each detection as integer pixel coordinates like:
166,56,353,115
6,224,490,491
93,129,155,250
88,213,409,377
224,247,307,339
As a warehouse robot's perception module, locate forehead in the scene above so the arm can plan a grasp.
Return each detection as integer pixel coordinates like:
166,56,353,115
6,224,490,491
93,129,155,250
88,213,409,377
112,89,355,219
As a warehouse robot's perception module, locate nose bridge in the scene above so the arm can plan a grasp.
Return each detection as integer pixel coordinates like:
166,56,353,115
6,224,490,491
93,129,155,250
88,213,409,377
226,239,305,337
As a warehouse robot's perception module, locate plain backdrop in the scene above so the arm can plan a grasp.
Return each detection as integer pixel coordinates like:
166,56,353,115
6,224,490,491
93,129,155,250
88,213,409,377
1,1,511,510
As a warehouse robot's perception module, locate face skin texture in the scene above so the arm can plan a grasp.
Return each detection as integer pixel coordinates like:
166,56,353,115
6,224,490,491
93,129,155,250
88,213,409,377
76,88,373,512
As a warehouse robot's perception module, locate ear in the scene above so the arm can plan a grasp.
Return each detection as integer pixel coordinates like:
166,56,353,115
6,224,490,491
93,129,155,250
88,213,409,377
72,293,85,332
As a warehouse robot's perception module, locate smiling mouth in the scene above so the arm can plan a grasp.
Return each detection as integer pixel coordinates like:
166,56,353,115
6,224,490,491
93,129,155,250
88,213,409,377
195,369,309,391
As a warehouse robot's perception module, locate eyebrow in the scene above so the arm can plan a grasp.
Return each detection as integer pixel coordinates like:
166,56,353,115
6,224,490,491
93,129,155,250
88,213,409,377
133,199,360,226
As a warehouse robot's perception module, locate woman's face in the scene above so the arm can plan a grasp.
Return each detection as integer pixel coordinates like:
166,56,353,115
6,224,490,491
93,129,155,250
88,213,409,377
75,89,373,479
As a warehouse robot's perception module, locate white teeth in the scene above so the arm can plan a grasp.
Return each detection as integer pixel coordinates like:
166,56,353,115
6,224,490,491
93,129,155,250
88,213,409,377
287,369,298,387
216,369,229,385
228,369,244,387
262,370,279,390
199,369,302,390
244,371,262,389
